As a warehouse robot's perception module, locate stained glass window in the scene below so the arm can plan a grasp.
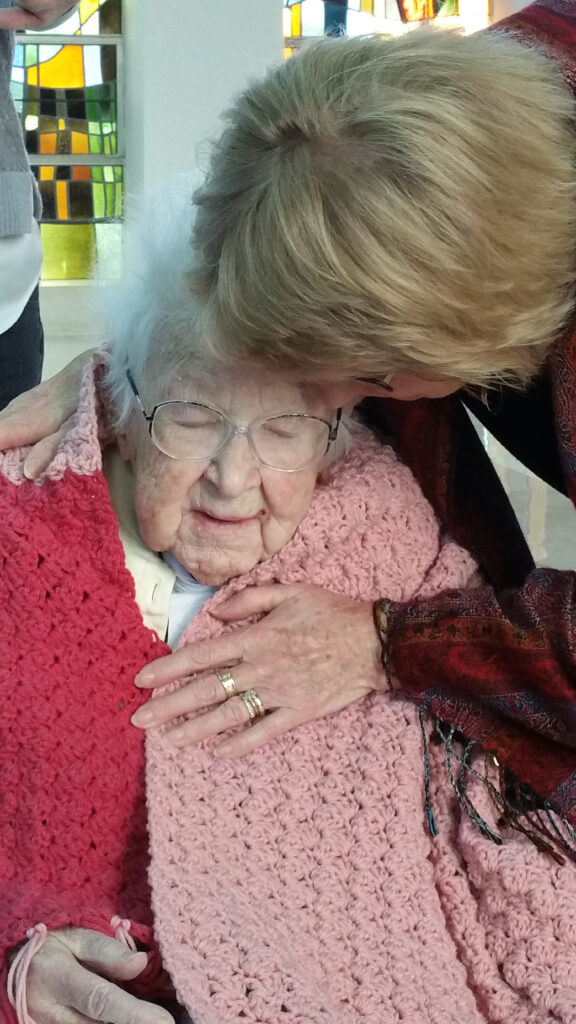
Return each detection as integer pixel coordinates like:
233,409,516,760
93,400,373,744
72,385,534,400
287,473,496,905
10,0,123,279
283,0,460,55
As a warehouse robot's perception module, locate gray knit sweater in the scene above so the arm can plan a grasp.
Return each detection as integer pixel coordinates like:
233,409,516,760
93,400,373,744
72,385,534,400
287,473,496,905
0,28,40,237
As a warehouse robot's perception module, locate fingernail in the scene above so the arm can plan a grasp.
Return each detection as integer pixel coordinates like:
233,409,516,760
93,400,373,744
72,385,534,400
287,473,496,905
127,951,147,964
135,669,155,686
131,708,153,727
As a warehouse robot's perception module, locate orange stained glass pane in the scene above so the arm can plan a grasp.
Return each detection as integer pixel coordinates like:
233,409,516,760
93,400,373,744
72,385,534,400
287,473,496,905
72,165,91,179
71,130,89,153
39,166,54,180
291,3,301,37
39,132,57,154
56,179,69,220
27,44,84,89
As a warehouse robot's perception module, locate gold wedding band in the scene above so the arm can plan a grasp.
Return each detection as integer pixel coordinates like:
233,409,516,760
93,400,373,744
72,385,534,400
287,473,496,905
240,689,266,723
217,670,237,700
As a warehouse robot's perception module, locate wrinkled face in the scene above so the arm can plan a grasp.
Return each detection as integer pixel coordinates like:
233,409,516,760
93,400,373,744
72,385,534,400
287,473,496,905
116,365,335,585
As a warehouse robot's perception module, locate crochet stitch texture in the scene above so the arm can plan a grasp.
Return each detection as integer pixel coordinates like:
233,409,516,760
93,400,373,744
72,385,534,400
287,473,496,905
3,363,576,1024
147,426,576,1024
0,363,170,1024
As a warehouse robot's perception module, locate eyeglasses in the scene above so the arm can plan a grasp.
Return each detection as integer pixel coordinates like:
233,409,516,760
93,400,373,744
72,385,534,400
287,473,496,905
355,375,394,392
126,371,342,473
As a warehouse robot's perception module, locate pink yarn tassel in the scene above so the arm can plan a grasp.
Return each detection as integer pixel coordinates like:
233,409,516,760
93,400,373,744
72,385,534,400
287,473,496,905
7,923,48,1024
110,915,137,952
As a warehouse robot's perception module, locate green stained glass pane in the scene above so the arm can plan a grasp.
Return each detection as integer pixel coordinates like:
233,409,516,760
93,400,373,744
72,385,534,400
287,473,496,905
93,182,105,218
24,45,39,68
92,166,104,182
89,133,103,154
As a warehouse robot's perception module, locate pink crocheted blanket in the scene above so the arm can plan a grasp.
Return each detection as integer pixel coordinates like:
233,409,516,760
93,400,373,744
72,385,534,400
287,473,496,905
147,431,576,1024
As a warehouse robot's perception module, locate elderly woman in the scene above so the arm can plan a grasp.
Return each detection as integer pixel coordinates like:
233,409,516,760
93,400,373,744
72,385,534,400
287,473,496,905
4,0,576,819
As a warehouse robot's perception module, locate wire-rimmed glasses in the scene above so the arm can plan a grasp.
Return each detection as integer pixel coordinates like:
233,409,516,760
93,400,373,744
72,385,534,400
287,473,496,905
126,371,342,473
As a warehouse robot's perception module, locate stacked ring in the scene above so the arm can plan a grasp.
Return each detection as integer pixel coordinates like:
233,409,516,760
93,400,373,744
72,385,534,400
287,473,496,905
240,689,266,723
217,670,237,700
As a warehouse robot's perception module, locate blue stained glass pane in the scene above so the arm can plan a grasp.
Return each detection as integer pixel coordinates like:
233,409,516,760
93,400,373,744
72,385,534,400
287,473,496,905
13,45,24,68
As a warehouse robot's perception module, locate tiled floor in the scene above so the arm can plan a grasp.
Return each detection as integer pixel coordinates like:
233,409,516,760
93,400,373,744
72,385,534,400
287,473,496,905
41,284,576,574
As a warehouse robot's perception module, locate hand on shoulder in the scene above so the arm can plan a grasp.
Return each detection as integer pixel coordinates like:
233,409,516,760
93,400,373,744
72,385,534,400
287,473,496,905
0,349,96,478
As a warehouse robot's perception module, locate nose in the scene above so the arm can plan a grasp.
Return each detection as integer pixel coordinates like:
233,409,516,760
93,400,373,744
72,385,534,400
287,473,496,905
204,431,261,497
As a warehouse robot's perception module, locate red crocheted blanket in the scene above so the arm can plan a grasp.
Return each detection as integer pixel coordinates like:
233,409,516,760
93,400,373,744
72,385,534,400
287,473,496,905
0,367,171,1022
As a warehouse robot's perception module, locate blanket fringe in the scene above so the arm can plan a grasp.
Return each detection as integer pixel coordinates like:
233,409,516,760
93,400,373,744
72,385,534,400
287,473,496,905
419,707,576,866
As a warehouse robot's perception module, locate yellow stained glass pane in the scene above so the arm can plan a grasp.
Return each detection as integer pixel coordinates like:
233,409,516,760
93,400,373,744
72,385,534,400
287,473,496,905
284,46,295,59
79,0,100,25
40,223,96,279
58,118,65,130
291,3,301,37
56,179,69,220
400,0,436,18
360,0,374,12
39,166,54,180
28,44,84,88
71,130,89,153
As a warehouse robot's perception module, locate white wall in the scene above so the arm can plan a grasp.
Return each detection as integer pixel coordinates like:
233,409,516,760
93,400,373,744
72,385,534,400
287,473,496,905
123,0,283,198
491,0,529,22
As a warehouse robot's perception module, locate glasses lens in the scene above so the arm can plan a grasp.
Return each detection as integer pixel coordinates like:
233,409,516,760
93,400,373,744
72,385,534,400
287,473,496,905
253,415,330,471
152,402,227,460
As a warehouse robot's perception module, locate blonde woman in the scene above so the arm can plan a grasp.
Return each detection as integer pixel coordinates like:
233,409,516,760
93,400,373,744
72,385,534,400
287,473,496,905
3,0,576,827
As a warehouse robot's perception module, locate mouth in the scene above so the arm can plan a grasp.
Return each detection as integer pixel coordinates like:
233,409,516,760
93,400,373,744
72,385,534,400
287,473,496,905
192,509,262,526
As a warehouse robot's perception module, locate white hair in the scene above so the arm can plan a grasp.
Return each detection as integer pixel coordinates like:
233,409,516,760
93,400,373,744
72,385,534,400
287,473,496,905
104,171,208,427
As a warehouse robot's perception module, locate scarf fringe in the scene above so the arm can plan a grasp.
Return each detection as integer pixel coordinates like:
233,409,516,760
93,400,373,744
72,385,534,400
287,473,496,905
419,707,576,866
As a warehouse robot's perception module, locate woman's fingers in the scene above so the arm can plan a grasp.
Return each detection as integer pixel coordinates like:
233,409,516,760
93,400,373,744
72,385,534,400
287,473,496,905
131,668,229,728
22,420,75,479
165,690,259,746
134,584,303,689
63,963,171,1024
0,349,94,454
211,584,293,620
27,929,174,1024
54,927,148,981
134,632,245,688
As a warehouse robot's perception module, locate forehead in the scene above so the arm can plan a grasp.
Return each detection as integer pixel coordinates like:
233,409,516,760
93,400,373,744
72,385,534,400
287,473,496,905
156,361,332,416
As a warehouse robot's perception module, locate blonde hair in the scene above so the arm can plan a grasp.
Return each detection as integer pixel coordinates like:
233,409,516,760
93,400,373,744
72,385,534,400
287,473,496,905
191,28,576,387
